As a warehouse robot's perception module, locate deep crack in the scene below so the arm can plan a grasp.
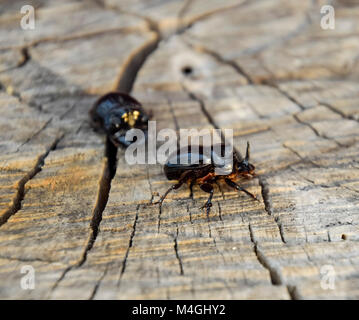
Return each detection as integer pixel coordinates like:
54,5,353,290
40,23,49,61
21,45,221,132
258,176,286,243
248,223,282,285
0,134,64,228
115,33,161,93
77,137,118,268
249,223,299,299
174,226,184,275
50,136,118,294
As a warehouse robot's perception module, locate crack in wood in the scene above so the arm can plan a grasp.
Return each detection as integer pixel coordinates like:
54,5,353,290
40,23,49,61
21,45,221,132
249,223,299,299
116,33,161,93
186,44,339,134
258,176,286,243
0,134,64,228
17,47,30,68
114,9,159,34
157,201,163,233
320,101,359,123
114,0,244,93
89,265,109,300
293,113,344,148
286,284,301,300
118,204,140,285
282,143,320,168
186,203,193,224
50,137,118,294
78,136,118,268
217,202,223,222
263,81,306,111
0,26,145,51
248,223,282,285
174,226,184,276
182,85,221,133
289,166,315,185
0,47,31,74
15,118,53,153
50,265,74,295
189,44,254,85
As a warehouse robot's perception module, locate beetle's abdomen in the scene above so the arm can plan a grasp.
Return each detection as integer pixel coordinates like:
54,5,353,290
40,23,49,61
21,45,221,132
164,149,212,181
164,164,186,180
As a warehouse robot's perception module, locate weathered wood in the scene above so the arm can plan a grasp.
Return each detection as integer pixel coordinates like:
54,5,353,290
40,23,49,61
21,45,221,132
0,0,358,299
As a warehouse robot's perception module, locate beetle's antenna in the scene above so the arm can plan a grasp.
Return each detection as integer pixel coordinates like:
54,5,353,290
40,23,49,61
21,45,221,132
245,141,250,163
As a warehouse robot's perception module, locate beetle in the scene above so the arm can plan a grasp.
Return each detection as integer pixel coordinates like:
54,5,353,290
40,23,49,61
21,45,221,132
156,142,259,215
89,92,150,147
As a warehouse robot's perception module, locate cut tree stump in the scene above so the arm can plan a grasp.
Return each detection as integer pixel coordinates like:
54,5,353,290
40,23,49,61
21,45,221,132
0,0,358,299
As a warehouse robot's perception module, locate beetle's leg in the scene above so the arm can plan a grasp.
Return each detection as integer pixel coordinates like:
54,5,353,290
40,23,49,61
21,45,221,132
225,178,259,201
157,181,183,208
197,172,215,185
200,183,214,217
189,179,196,200
155,171,192,210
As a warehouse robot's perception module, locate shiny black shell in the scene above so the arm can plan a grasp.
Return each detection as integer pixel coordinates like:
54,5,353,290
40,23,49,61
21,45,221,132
164,144,241,180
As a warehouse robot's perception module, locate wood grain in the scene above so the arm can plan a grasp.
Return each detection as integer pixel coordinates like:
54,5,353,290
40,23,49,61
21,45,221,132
0,0,358,299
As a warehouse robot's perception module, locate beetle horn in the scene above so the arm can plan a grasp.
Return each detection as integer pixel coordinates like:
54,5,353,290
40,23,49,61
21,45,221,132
245,141,250,163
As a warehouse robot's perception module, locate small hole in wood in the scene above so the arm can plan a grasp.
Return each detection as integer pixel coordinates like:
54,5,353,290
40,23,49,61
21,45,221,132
181,65,193,76
342,234,347,240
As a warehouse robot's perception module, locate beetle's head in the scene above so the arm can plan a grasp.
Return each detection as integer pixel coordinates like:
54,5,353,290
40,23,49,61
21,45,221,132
120,109,149,129
107,109,149,147
106,108,149,130
237,142,255,178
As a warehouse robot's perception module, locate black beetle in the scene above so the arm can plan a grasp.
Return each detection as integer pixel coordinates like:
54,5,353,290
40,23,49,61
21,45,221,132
89,92,150,147
156,142,258,215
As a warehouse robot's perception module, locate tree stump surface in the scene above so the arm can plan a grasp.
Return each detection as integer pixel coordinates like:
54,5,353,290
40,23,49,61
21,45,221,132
0,0,358,299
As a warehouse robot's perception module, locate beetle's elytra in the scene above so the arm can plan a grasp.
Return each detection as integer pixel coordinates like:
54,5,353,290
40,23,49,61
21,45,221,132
156,142,258,215
89,92,150,147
